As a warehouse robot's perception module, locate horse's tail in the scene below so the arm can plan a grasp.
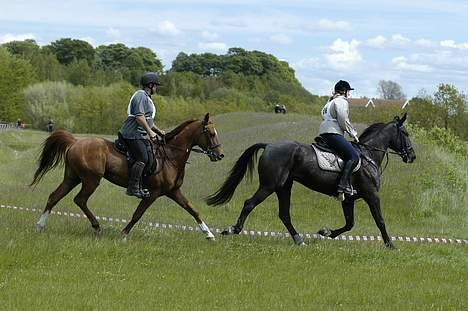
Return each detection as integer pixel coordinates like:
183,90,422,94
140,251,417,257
30,130,77,186
206,143,267,206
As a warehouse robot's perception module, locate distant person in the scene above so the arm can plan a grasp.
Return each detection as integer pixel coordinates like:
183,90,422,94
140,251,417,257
318,80,360,198
281,104,287,114
47,119,54,133
119,72,165,199
16,119,22,129
274,104,281,113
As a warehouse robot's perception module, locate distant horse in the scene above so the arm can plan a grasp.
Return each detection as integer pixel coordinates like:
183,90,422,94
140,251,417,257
31,113,224,240
207,114,415,248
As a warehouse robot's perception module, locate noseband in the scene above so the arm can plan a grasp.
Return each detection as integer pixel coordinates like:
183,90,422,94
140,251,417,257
191,123,222,159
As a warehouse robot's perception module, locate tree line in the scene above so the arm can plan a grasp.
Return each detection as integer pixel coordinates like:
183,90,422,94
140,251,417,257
0,38,466,140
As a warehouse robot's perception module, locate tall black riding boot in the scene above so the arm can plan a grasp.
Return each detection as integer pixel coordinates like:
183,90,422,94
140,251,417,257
337,160,358,198
127,161,150,199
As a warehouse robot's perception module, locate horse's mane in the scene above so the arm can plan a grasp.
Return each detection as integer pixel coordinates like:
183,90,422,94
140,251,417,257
165,119,199,141
359,122,386,142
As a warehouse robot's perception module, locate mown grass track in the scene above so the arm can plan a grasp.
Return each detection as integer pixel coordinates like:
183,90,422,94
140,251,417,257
0,112,466,310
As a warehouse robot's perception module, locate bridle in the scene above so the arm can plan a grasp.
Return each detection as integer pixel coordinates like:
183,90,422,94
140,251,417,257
159,122,222,164
191,123,222,160
357,123,413,175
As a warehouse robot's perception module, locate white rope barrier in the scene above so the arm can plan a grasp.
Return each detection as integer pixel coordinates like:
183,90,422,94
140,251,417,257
1,203,467,245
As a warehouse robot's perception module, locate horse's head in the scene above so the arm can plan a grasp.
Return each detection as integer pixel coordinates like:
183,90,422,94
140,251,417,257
389,113,416,163
193,113,224,162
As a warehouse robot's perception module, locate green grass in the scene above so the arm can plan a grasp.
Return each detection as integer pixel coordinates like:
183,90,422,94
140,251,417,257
0,112,467,310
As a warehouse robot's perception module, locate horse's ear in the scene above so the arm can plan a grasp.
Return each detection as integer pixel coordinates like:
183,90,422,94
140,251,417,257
400,112,407,124
203,113,210,124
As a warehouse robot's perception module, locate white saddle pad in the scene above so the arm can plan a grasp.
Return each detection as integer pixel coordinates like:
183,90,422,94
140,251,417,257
311,145,361,173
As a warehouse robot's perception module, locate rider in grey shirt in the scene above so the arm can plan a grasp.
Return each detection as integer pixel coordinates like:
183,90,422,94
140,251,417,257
119,72,165,199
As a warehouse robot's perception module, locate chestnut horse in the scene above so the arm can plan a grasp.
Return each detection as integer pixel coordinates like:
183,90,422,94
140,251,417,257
31,113,224,240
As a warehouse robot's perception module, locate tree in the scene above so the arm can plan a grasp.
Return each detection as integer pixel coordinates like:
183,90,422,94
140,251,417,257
433,83,465,131
96,44,163,85
0,48,37,121
377,80,406,100
2,39,40,59
45,38,95,65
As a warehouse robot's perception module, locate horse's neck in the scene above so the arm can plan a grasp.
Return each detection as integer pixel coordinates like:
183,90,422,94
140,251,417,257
166,124,198,164
362,132,391,166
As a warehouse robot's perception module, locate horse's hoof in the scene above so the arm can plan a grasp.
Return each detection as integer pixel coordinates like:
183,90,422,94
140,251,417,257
293,234,306,246
385,242,398,250
221,226,237,235
93,227,102,237
318,227,332,237
36,224,45,232
206,236,216,241
121,233,128,242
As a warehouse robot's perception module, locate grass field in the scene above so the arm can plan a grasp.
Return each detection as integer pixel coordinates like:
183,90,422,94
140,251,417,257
0,112,467,310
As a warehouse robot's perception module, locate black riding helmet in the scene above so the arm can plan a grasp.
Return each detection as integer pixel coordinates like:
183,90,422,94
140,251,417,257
141,72,161,87
334,80,354,93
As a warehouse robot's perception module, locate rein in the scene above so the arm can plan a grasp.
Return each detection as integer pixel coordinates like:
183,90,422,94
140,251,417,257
356,142,390,175
156,122,221,166
356,124,411,176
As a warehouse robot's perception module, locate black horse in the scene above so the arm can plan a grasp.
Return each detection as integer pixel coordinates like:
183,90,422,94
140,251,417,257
206,114,416,248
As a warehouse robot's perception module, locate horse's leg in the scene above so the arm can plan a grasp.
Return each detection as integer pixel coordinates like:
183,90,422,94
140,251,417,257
276,181,305,246
318,197,355,239
73,175,102,235
363,194,395,249
36,176,80,231
222,186,273,235
167,188,215,240
121,196,157,240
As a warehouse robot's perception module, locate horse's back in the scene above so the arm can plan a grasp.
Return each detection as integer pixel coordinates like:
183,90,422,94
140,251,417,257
262,141,314,164
67,137,124,177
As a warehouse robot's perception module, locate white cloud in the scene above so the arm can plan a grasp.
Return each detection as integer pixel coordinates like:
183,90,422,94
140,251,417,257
440,40,457,49
155,20,181,36
414,38,435,48
198,42,228,52
440,39,468,50
0,33,35,44
201,31,219,41
391,34,411,45
326,38,362,70
106,28,120,38
317,19,350,31
270,33,292,45
392,56,433,72
366,35,386,48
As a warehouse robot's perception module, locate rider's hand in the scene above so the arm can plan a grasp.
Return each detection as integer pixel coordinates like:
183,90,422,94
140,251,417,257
149,130,158,141
159,129,166,136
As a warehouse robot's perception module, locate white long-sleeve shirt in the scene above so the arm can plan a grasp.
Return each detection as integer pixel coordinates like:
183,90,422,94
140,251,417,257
319,95,358,141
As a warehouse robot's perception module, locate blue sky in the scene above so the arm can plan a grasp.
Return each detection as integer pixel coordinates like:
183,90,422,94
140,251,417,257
1,0,468,98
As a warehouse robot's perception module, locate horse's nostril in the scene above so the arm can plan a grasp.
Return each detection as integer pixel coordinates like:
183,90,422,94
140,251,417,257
220,154,225,159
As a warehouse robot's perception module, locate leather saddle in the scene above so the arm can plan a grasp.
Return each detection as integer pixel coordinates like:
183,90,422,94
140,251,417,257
311,136,361,173
114,133,159,176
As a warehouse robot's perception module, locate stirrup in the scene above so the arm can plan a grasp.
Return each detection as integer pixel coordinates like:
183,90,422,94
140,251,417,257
140,188,151,198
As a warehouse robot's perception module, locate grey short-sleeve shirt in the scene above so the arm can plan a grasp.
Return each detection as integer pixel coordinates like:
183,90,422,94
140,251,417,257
119,90,156,139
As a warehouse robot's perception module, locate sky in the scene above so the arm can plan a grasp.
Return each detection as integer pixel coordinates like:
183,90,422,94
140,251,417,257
1,0,468,98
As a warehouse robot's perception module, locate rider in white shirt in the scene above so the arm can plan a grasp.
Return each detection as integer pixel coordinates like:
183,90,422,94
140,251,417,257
319,80,360,199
